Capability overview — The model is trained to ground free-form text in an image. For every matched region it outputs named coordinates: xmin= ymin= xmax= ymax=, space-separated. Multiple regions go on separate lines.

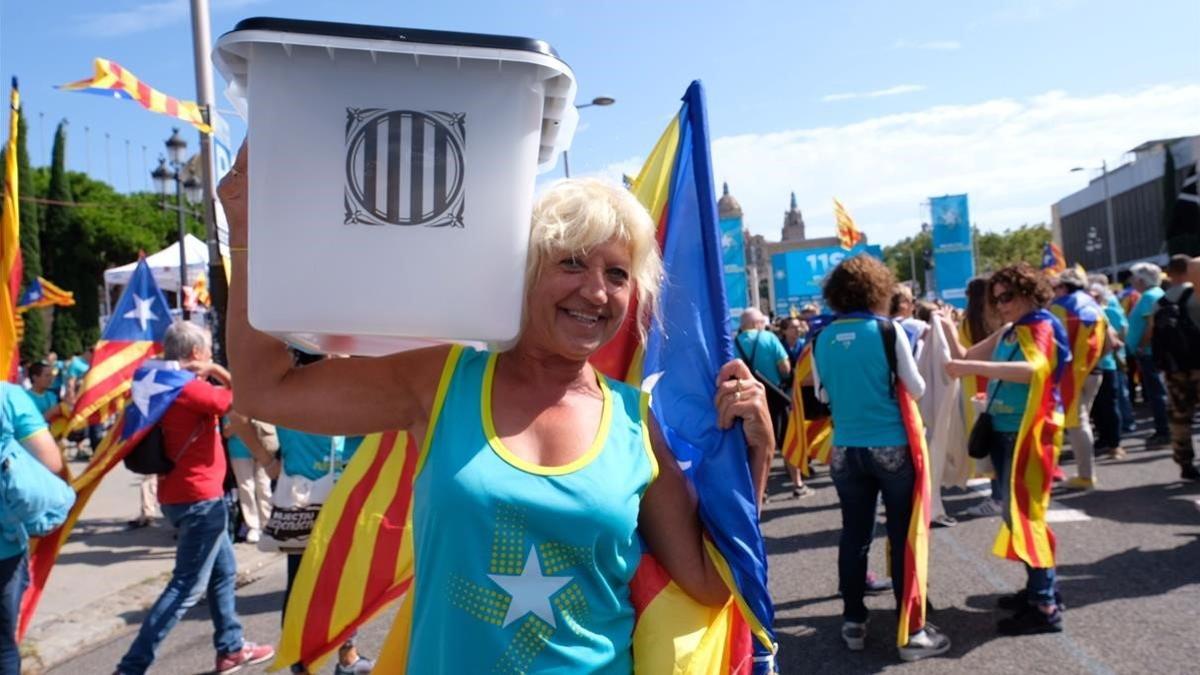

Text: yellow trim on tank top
xmin=639 ymin=391 xmax=659 ymax=484
xmin=414 ymin=344 xmax=465 ymax=478
xmin=481 ymin=352 xmax=612 ymax=476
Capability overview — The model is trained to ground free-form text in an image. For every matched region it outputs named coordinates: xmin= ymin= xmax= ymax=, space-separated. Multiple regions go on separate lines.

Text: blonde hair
xmin=526 ymin=178 xmax=663 ymax=341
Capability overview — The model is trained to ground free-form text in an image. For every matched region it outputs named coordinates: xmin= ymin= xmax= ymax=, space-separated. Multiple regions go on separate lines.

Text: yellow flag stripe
xmin=631 ymin=116 xmax=680 ymax=227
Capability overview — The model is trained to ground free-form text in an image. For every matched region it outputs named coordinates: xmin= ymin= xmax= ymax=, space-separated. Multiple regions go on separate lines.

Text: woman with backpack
xmin=811 ymin=255 xmax=950 ymax=661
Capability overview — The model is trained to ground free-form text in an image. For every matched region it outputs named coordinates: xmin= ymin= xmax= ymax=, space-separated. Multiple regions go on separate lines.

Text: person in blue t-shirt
xmin=810 ymin=255 xmax=948 ymax=661
xmin=24 ymin=362 xmax=60 ymax=420
xmin=735 ymin=308 xmax=792 ymax=450
xmin=0 ymin=382 xmax=67 ymax=673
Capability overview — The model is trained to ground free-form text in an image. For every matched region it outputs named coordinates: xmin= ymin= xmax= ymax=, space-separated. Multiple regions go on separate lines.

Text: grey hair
xmin=163 ymin=321 xmax=211 ymax=361
xmin=1130 ymin=262 xmax=1163 ymax=289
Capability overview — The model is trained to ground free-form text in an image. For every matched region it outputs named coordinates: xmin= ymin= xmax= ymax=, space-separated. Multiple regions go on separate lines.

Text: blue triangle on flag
xmin=105 ymin=258 xmax=173 ymax=342
xmin=18 ymin=278 xmax=45 ymax=307
xmin=121 ymin=362 xmax=196 ymax=439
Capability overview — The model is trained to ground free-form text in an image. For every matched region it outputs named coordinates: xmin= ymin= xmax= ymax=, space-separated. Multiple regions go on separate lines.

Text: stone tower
xmin=781 ymin=192 xmax=806 ymax=242
xmin=718 ymin=182 xmax=743 ymax=219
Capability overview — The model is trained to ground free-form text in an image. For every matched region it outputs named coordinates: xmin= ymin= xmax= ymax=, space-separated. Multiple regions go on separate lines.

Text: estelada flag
xmin=66 ymin=258 xmax=170 ymax=431
xmin=1041 ymin=242 xmax=1067 ymax=274
xmin=57 ymin=58 xmax=211 ymax=133
xmin=17 ymin=276 xmax=75 ymax=311
xmin=277 ymin=82 xmax=776 ymax=674
xmin=19 ymin=362 xmax=196 ymax=637
xmin=834 ymin=198 xmax=864 ymax=251
xmin=991 ymin=309 xmax=1070 ymax=568
xmin=1049 ymin=290 xmax=1105 ymax=428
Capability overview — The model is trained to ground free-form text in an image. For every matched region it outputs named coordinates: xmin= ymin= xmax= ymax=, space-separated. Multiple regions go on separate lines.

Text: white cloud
xmin=894 ymin=39 xmax=962 ymax=51
xmin=821 ymin=84 xmax=926 ymax=103
xmin=597 ymin=84 xmax=1200 ymax=247
xmin=73 ymin=0 xmax=264 ymax=37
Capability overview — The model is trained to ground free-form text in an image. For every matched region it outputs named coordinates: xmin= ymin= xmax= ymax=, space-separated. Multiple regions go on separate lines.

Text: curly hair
xmin=987 ymin=263 xmax=1053 ymax=308
xmin=822 ymin=255 xmax=896 ymax=314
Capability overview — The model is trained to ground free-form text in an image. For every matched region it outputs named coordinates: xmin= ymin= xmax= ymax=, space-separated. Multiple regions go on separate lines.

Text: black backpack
xmin=1151 ymin=287 xmax=1200 ymax=373
xmin=123 ymin=422 xmax=204 ymax=475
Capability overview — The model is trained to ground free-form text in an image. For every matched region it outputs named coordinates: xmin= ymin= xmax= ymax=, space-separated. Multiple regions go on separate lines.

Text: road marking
xmin=1044 ymin=507 xmax=1091 ymax=523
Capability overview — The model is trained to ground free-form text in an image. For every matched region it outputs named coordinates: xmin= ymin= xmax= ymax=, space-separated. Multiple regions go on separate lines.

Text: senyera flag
xmin=2 ymin=77 xmax=23 ymax=381
xmin=19 ymin=361 xmax=196 ymax=638
xmin=1041 ymin=242 xmax=1066 ymax=274
xmin=993 ymin=309 xmax=1070 ymax=568
xmin=276 ymin=81 xmax=777 ymax=673
xmin=57 ymin=58 xmax=211 ymax=134
xmin=65 ymin=258 xmax=171 ymax=433
xmin=781 ymin=343 xmax=832 ymax=476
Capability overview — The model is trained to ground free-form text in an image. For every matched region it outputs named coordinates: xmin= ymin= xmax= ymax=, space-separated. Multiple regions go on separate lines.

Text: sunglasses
xmin=992 ymin=291 xmax=1017 ymax=305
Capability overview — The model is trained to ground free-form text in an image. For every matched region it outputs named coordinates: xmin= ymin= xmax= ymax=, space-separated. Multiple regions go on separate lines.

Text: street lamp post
xmin=563 ymin=96 xmax=615 ymax=178
xmin=1072 ymin=161 xmax=1118 ymax=272
xmin=152 ymin=128 xmax=203 ymax=320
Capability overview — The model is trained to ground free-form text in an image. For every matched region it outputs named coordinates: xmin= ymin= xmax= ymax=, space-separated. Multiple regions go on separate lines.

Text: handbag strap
xmin=169 ymin=419 xmax=209 ymax=466
xmin=983 ymin=341 xmax=1023 ymax=414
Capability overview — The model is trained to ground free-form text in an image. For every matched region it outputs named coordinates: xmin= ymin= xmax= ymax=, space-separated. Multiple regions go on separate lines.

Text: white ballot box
xmin=214 ymin=18 xmax=578 ymax=355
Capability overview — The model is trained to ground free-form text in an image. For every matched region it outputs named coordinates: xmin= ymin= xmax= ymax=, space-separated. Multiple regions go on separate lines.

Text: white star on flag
xmin=123 ymin=294 xmax=159 ymax=332
xmin=130 ymin=369 xmax=174 ymax=418
xmin=488 ymin=545 xmax=572 ymax=629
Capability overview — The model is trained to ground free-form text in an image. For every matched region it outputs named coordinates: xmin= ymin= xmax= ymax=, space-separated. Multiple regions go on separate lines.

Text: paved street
xmin=47 ymin=423 xmax=1199 ymax=675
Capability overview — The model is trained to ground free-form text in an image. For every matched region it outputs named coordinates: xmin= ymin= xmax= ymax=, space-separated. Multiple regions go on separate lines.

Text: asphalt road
xmin=51 ymin=424 xmax=1200 ymax=675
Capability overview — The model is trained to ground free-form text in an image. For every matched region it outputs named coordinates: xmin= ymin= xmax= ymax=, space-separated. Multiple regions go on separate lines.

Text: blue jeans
xmin=1115 ymin=368 xmax=1136 ymax=432
xmin=990 ymin=430 xmax=1058 ymax=606
xmin=1 ymin=551 xmax=29 ymax=673
xmin=1136 ymin=354 xmax=1170 ymax=436
xmin=117 ymin=498 xmax=244 ymax=674
xmin=830 ymin=445 xmax=914 ymax=623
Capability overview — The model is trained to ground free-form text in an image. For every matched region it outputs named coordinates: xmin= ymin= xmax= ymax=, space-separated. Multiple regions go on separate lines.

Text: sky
xmin=1 ymin=0 xmax=1198 ymax=246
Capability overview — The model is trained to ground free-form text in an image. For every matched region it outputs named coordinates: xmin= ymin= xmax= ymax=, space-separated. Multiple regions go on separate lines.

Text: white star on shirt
xmin=123 ymin=294 xmax=159 ymax=332
xmin=131 ymin=369 xmax=174 ymax=417
xmin=488 ymin=546 xmax=572 ymax=629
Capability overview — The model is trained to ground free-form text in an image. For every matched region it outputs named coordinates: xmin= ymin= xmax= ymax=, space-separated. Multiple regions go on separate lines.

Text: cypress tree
xmin=15 ymin=112 xmax=47 ymax=361
xmin=42 ymin=121 xmax=85 ymax=355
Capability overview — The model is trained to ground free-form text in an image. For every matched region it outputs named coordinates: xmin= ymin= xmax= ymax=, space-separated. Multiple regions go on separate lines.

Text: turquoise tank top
xmin=989 ymin=334 xmax=1031 ymax=432
xmin=408 ymin=348 xmax=658 ymax=674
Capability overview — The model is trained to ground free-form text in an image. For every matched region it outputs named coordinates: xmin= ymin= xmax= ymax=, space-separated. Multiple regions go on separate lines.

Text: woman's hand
xmin=217 ymin=141 xmax=248 ymax=247
xmin=714 ymin=360 xmax=774 ymax=451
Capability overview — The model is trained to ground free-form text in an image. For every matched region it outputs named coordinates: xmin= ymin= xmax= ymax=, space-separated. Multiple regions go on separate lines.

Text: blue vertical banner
xmin=719 ymin=214 xmax=748 ymax=332
xmin=930 ymin=194 xmax=975 ymax=308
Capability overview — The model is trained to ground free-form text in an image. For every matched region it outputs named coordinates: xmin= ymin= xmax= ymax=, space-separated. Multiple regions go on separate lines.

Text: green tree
xmin=15 ymin=113 xmax=48 ymax=361
xmin=41 ymin=121 xmax=90 ymax=354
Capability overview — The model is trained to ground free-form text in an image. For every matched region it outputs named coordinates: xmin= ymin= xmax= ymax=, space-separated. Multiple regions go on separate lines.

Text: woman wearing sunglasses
xmin=937 ymin=263 xmax=1070 ymax=636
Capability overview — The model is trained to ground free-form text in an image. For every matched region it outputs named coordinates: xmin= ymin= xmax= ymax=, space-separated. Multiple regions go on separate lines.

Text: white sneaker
xmin=961 ymin=499 xmax=1002 ymax=517
xmin=899 ymin=623 xmax=951 ymax=661
xmin=245 ymin=529 xmax=261 ymax=544
xmin=841 ymin=620 xmax=867 ymax=651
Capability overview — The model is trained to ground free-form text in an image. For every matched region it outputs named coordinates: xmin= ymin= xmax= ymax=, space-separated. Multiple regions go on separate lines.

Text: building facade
xmin=1053 ymin=136 xmax=1199 ymax=273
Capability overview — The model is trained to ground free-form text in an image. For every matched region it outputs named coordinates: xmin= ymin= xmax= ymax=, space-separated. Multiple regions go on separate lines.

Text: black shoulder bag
xmin=735 ymin=331 xmax=792 ymax=411
xmin=967 ymin=342 xmax=1020 ymax=459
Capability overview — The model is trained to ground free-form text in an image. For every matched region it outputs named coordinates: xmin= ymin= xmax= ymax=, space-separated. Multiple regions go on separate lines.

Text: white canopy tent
xmin=102 ymin=234 xmax=210 ymax=319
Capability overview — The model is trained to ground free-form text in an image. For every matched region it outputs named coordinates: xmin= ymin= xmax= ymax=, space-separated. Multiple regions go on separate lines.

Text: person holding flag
xmin=114 ymin=322 xmax=275 ymax=675
xmin=221 ymin=137 xmax=774 ymax=671
xmin=939 ymin=264 xmax=1070 ymax=635
xmin=809 ymin=254 xmax=949 ymax=661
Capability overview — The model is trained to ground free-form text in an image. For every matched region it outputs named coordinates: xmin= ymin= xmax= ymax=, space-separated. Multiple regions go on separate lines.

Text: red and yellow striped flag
xmin=992 ymin=311 xmax=1068 ymax=568
xmin=833 ymin=198 xmax=864 ymax=251
xmin=2 ymin=77 xmax=24 ymax=381
xmin=1049 ymin=293 xmax=1105 ymax=428
xmin=57 ymin=58 xmax=211 ymax=134
xmin=18 ymin=276 xmax=75 ymax=311
xmin=781 ymin=344 xmax=832 ymax=476
xmin=895 ymin=381 xmax=931 ymax=646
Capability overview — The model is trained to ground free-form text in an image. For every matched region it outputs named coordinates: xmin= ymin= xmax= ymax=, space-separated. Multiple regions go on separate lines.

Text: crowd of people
xmin=4 ymin=146 xmax=1200 ymax=673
